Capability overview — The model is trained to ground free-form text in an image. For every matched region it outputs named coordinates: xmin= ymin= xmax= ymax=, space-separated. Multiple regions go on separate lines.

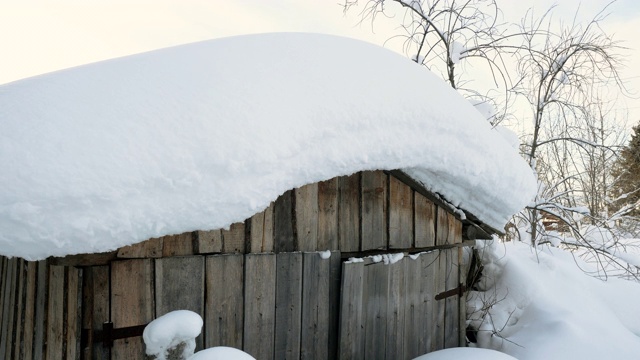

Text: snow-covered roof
xmin=0 ymin=33 xmax=536 ymax=260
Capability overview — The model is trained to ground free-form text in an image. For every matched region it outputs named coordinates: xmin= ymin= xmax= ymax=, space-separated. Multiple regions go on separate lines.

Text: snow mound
xmin=413 ymin=347 xmax=516 ymax=360
xmin=189 ymin=347 xmax=255 ymax=360
xmin=0 ymin=33 xmax=536 ymax=259
xmin=143 ymin=310 xmax=203 ymax=360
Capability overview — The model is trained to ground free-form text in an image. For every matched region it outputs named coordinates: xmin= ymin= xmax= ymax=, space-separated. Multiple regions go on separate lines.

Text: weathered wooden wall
xmin=0 ymin=170 xmax=473 ymax=360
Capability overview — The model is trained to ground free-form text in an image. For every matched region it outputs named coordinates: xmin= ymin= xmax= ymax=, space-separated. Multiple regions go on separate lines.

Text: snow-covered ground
xmin=0 ymin=33 xmax=536 ymax=259
xmin=469 ymin=239 xmax=640 ymax=360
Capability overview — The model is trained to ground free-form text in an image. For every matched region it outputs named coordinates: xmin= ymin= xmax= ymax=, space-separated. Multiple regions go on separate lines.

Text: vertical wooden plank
xmin=66 ymin=267 xmax=82 ymax=360
xmin=420 ymin=251 xmax=439 ymax=354
xmin=432 ymin=251 xmax=446 ymax=351
xmin=33 ymin=260 xmax=48 ymax=360
xmin=338 ymin=173 xmax=360 ymax=252
xmin=385 ymin=258 xmax=406 ymax=360
xmin=453 ymin=217 xmax=463 ymax=244
xmin=444 ymin=249 xmax=460 ymax=348
xmin=82 ymin=266 xmax=110 ymax=360
xmin=22 ymin=261 xmax=37 ymax=360
xmin=205 ymin=254 xmax=244 ymax=349
xmin=45 ymin=265 xmax=65 ymax=360
xmin=243 ymin=254 xmax=276 ymax=360
xmin=415 ymin=193 xmax=436 ymax=248
xmin=363 ymin=260 xmax=389 ymax=359
xmin=111 ymin=259 xmax=154 ymax=360
xmin=447 ymin=213 xmax=458 ymax=245
xmin=1 ymin=258 xmax=17 ymax=359
xmin=162 ymin=232 xmax=195 ymax=257
xmin=274 ymin=253 xmax=303 ymax=360
xmin=301 ymin=252 xmax=330 ymax=360
xmin=196 ymin=230 xmax=223 ymax=254
xmin=296 ymin=183 xmax=319 ymax=252
xmin=338 ymin=260 xmax=364 ymax=360
xmin=247 ymin=203 xmax=275 ymax=253
xmin=403 ymin=257 xmax=423 ymax=359
xmin=117 ymin=237 xmax=163 ymax=258
xmin=361 ymin=171 xmax=388 ymax=251
xmin=328 ymin=251 xmax=342 ymax=360
xmin=222 ymin=222 xmax=246 ymax=253
xmin=274 ymin=190 xmax=296 ymax=252
xmin=12 ymin=259 xmax=26 ymax=360
xmin=318 ymin=178 xmax=339 ymax=250
xmin=459 ymin=246 xmax=468 ymax=347
xmin=436 ymin=207 xmax=450 ymax=246
xmin=156 ymin=256 xmax=205 ymax=350
xmin=0 ymin=257 xmax=6 ymax=329
xmin=389 ymin=176 xmax=414 ymax=249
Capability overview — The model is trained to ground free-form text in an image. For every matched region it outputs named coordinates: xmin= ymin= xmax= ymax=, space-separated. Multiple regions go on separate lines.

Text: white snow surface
xmin=143 ymin=310 xmax=203 ymax=360
xmin=413 ymin=347 xmax=516 ymax=360
xmin=0 ymin=33 xmax=536 ymax=259
xmin=189 ymin=347 xmax=255 ymax=360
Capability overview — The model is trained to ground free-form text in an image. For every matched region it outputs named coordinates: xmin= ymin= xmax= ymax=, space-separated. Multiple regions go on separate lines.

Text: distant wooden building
xmin=0 ymin=169 xmax=497 ymax=360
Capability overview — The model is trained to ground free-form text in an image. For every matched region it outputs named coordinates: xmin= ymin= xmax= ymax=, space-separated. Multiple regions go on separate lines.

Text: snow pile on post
xmin=143 ymin=310 xmax=203 ymax=360
xmin=0 ymin=33 xmax=536 ymax=259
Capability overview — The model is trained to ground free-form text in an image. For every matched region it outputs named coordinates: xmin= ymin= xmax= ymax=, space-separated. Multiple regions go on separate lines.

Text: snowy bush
xmin=143 ymin=310 xmax=203 ymax=360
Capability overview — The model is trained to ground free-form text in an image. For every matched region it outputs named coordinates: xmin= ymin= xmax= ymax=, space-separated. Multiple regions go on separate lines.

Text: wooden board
xmin=318 ymin=178 xmax=339 ymax=250
xmin=361 ymin=171 xmax=388 ymax=251
xmin=111 ymin=259 xmax=154 ymax=360
xmin=45 ymin=266 xmax=65 ymax=360
xmin=205 ymin=254 xmax=244 ymax=349
xmin=389 ymin=176 xmax=414 ymax=249
xmin=402 ymin=257 xmax=423 ymax=359
xmin=274 ymin=252 xmax=303 ymax=359
xmin=385 ymin=258 xmax=405 ymax=359
xmin=0 ymin=258 xmax=16 ymax=359
xmin=12 ymin=259 xmax=26 ymax=360
xmin=274 ymin=190 xmax=296 ymax=252
xmin=33 ymin=260 xmax=48 ymax=360
xmin=0 ymin=257 xmax=5 ymax=329
xmin=249 ymin=204 xmax=274 ymax=253
xmin=419 ymin=251 xmax=439 ymax=354
xmin=222 ymin=222 xmax=246 ymax=253
xmin=436 ymin=207 xmax=449 ymax=246
xmin=162 ymin=232 xmax=195 ymax=257
xmin=444 ymin=249 xmax=460 ymax=348
xmin=22 ymin=261 xmax=37 ymax=360
xmin=243 ymin=254 xmax=276 ymax=360
xmin=459 ymin=246 xmax=470 ymax=347
xmin=82 ymin=266 xmax=110 ymax=360
xmin=415 ymin=193 xmax=436 ymax=248
xmin=363 ymin=260 xmax=389 ymax=359
xmin=328 ymin=251 xmax=342 ymax=359
xmin=196 ymin=230 xmax=223 ymax=254
xmin=338 ymin=260 xmax=364 ymax=359
xmin=338 ymin=174 xmax=360 ymax=252
xmin=117 ymin=237 xmax=163 ymax=258
xmin=66 ymin=267 xmax=82 ymax=360
xmin=301 ymin=252 xmax=330 ymax=359
xmin=156 ymin=256 xmax=205 ymax=350
xmin=296 ymin=183 xmax=319 ymax=251
xmin=432 ymin=251 xmax=446 ymax=351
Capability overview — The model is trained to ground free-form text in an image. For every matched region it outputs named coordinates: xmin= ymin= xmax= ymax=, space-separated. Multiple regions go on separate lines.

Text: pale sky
xmin=1 ymin=1 xmax=639 ymax=126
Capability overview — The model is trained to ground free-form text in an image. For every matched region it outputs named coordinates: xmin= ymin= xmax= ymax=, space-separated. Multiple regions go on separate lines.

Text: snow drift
xmin=0 ymin=33 xmax=536 ymax=259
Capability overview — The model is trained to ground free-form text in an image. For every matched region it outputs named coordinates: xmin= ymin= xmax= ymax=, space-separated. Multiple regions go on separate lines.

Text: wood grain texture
xmin=420 ymin=251 xmax=439 ymax=354
xmin=274 ymin=190 xmax=296 ymax=252
xmin=296 ymin=183 xmax=319 ymax=252
xmin=415 ymin=193 xmax=436 ymax=248
xmin=389 ymin=176 xmax=414 ymax=249
xmin=66 ymin=267 xmax=82 ymax=360
xmin=361 ymin=171 xmax=388 ymax=251
xmin=162 ymin=232 xmax=195 ymax=257
xmin=338 ymin=174 xmax=360 ymax=252
xmin=328 ymin=251 xmax=342 ymax=360
xmin=385 ymin=258 xmax=405 ymax=360
xmin=82 ymin=266 xmax=110 ymax=360
xmin=22 ymin=261 xmax=37 ymax=360
xmin=205 ymin=254 xmax=244 ymax=349
xmin=12 ymin=260 xmax=26 ymax=360
xmin=111 ymin=259 xmax=154 ymax=360
xmin=117 ymin=237 xmax=163 ymax=258
xmin=1 ymin=259 xmax=17 ymax=359
xmin=45 ymin=265 xmax=65 ymax=360
xmin=33 ymin=260 xmax=48 ymax=360
xmin=338 ymin=260 xmax=364 ymax=360
xmin=222 ymin=223 xmax=246 ymax=253
xmin=249 ymin=203 xmax=274 ymax=253
xmin=301 ymin=252 xmax=330 ymax=360
xmin=156 ymin=256 xmax=205 ymax=350
xmin=274 ymin=252 xmax=303 ymax=360
xmin=444 ymin=249 xmax=460 ymax=348
xmin=196 ymin=230 xmax=223 ymax=254
xmin=243 ymin=254 xmax=276 ymax=360
xmin=436 ymin=207 xmax=450 ymax=246
xmin=363 ymin=260 xmax=389 ymax=359
xmin=318 ymin=178 xmax=339 ymax=250
xmin=432 ymin=251 xmax=446 ymax=351
xmin=402 ymin=257 xmax=423 ymax=359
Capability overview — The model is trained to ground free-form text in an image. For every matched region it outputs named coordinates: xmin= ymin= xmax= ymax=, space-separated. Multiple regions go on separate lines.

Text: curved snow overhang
xmin=0 ymin=33 xmax=537 ymax=260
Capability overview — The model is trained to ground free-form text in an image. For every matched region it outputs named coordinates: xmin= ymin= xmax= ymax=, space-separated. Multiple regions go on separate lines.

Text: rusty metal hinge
xmin=435 ymin=283 xmax=467 ymax=301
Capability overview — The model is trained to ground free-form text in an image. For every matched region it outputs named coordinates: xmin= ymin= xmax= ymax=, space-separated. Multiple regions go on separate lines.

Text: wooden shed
xmin=0 ymin=33 xmax=537 ymax=360
xmin=0 ymin=169 xmax=497 ymax=359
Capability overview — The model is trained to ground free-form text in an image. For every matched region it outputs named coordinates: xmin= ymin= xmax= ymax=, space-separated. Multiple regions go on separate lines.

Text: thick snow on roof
xmin=0 ymin=33 xmax=536 ymax=260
